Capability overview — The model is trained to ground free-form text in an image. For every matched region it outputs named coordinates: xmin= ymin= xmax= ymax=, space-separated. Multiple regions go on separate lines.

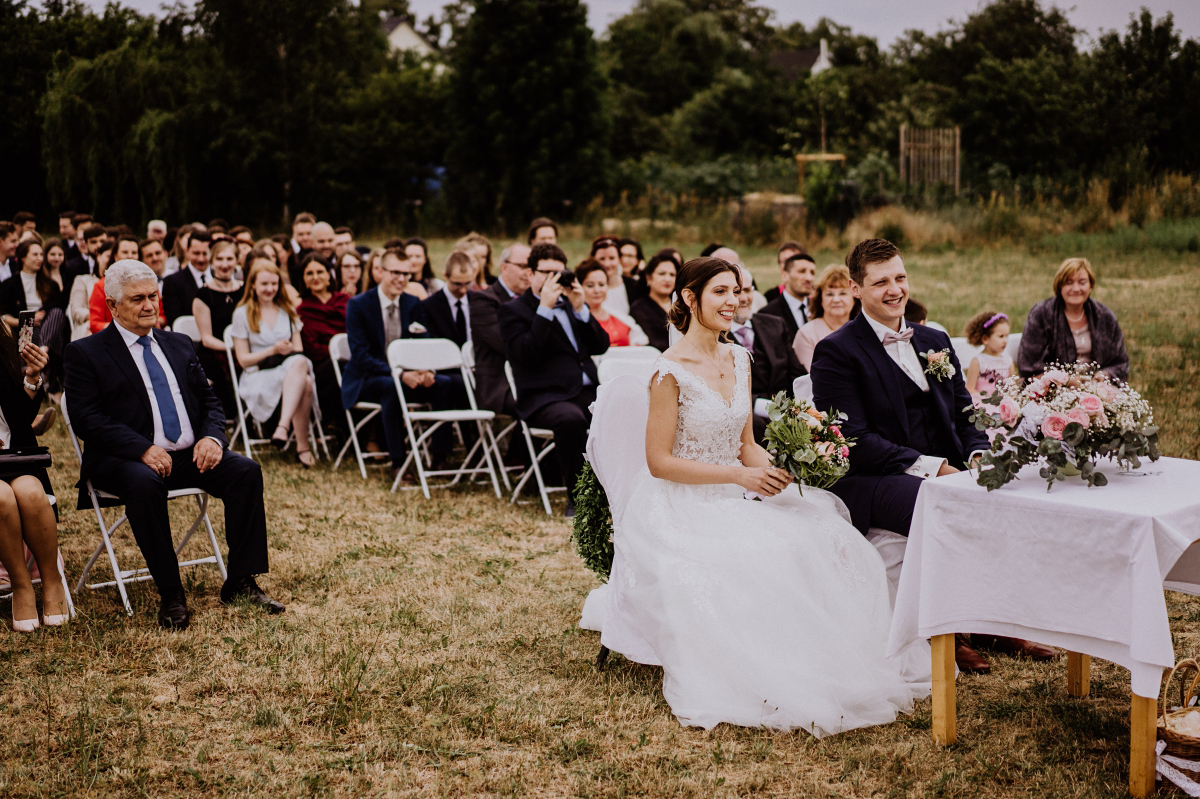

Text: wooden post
xmin=1067 ymin=652 xmax=1091 ymax=698
xmin=1130 ymin=692 xmax=1157 ymax=797
xmin=899 ymin=124 xmax=907 ymax=186
xmin=954 ymin=126 xmax=961 ymax=196
xmin=931 ymin=633 xmax=956 ymax=745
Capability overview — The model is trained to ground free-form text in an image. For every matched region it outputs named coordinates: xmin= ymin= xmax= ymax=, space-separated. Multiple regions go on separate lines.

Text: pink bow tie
xmin=881 ymin=328 xmax=914 ymax=346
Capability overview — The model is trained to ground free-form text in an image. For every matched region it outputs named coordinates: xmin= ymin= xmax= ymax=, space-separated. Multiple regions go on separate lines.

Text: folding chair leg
xmin=198 ymin=495 xmax=228 ymax=581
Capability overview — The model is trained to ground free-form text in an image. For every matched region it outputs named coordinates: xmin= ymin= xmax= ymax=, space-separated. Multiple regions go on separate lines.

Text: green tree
xmin=444 ymin=0 xmax=610 ymax=233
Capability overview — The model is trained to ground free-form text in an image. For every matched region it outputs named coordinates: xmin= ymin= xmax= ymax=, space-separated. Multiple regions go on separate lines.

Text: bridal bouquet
xmin=971 ymin=362 xmax=1160 ymax=491
xmin=763 ymin=391 xmax=853 ymax=494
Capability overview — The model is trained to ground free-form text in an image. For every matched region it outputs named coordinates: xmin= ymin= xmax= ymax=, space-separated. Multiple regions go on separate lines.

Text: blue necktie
xmin=138 ymin=336 xmax=181 ymax=443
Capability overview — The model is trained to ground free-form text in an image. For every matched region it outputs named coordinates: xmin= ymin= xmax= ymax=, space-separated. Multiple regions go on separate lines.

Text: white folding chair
xmin=61 ymin=394 xmax=227 ymax=616
xmin=0 ymin=495 xmax=76 ymax=621
xmin=949 ymin=336 xmax=979 ymax=369
xmin=1006 ymin=332 xmax=1022 ymax=364
xmin=598 ymin=356 xmax=660 ymax=384
xmin=593 ymin=345 xmax=660 ymax=367
xmin=792 ymin=374 xmax=814 ymax=403
xmin=172 ymin=315 xmax=201 ymax=344
xmin=461 ymin=342 xmax=516 ymax=492
xmin=329 ymin=333 xmax=390 ymax=478
xmin=504 ymin=361 xmax=566 ymax=515
xmin=387 ymin=338 xmax=501 ymax=499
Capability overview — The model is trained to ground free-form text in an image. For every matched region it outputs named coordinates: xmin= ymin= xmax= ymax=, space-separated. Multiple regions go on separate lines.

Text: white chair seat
xmin=406 ymin=409 xmax=495 ymax=422
xmin=95 ymin=487 xmax=208 ymax=502
xmin=528 ymin=427 xmax=553 ymax=438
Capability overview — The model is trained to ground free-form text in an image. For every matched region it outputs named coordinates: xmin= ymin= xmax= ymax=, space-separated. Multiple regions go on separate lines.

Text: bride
xmin=615 ymin=256 xmax=929 ymax=736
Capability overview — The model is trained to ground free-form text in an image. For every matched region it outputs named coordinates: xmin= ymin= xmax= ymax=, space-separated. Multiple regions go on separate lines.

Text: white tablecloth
xmin=887 ymin=457 xmax=1200 ymax=698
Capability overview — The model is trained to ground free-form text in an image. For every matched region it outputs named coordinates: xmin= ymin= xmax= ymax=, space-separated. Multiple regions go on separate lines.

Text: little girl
xmin=964 ymin=310 xmax=1017 ymax=403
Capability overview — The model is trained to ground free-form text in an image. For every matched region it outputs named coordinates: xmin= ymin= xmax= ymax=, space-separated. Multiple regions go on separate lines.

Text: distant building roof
xmin=382 ymin=14 xmax=437 ymax=57
xmin=769 ymin=38 xmax=832 ymax=82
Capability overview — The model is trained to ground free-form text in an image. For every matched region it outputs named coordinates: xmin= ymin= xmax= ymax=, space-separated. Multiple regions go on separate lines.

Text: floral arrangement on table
xmin=572 ymin=463 xmax=614 ymax=581
xmin=763 ymin=391 xmax=854 ymax=494
xmin=971 ymin=362 xmax=1160 ymax=491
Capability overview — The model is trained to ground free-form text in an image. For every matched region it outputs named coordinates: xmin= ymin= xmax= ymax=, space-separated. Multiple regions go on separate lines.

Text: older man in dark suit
xmin=469 ymin=243 xmax=531 ymax=416
xmin=497 ymin=243 xmax=608 ymax=516
xmin=64 ymin=260 xmax=282 ymax=630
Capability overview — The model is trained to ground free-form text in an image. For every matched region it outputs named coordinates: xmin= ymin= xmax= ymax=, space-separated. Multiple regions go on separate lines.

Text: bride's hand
xmin=737 ymin=466 xmax=792 ymax=496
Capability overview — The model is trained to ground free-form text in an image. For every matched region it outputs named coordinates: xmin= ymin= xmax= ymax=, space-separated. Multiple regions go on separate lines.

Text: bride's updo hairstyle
xmin=668 ymin=257 xmax=742 ymax=334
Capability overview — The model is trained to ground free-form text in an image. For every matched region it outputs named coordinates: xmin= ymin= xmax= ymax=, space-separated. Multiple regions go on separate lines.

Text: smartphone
xmin=17 ymin=310 xmax=35 ymax=351
xmin=556 ymin=271 xmax=576 ymax=287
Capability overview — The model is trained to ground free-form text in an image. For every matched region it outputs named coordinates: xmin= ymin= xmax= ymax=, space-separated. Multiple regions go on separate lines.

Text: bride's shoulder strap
xmin=651 ymin=356 xmax=689 ymax=389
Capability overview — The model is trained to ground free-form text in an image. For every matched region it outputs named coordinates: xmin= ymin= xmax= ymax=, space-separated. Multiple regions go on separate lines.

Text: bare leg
xmin=10 ymin=476 xmax=66 ymax=617
xmin=293 ymin=374 xmax=315 ymax=466
xmin=277 ymin=358 xmax=309 ymax=437
xmin=0 ymin=481 xmax=37 ymax=623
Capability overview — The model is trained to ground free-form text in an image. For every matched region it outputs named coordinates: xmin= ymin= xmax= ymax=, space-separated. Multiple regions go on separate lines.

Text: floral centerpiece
xmin=971 ymin=362 xmax=1160 ymax=491
xmin=763 ymin=391 xmax=853 ymax=494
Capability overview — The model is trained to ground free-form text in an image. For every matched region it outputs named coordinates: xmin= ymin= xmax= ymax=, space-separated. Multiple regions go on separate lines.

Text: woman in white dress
xmin=230 ymin=259 xmax=316 ymax=467
xmin=620 ymin=256 xmax=928 ymax=736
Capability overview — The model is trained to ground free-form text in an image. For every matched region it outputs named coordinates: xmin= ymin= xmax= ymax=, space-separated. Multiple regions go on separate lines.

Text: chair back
xmin=460 ymin=341 xmax=476 ymax=371
xmin=173 ymin=315 xmax=201 ymax=343
xmin=949 ymin=336 xmax=978 ymax=368
xmin=792 ymin=374 xmax=814 ymax=403
xmin=1006 ymin=332 xmax=1022 ymax=363
xmin=586 ymin=373 xmax=651 ymax=531
xmin=387 ymin=338 xmax=464 ymax=372
xmin=597 ymin=345 xmax=660 ymax=363
xmin=59 ymin=394 xmax=86 ymax=468
xmin=598 ymin=356 xmax=659 ymax=385
xmin=329 ymin=332 xmax=350 ymax=389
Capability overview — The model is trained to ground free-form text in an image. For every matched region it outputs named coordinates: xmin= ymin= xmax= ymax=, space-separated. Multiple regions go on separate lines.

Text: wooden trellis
xmin=899 ymin=125 xmax=960 ymax=193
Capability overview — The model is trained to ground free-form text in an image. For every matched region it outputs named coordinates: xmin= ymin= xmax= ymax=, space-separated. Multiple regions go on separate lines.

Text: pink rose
xmin=1041 ymin=412 xmax=1071 ymax=440
xmin=1067 ymin=408 xmax=1090 ymax=428
xmin=997 ymin=396 xmax=1020 ymax=426
xmin=829 ymin=425 xmax=842 ymax=437
xmin=1045 ymin=369 xmax=1070 ymax=385
xmin=1027 ymin=378 xmax=1048 ymax=398
xmin=1077 ymin=393 xmax=1104 ymax=415
xmin=1092 ymin=381 xmax=1118 ymax=401
xmin=840 ymin=446 xmax=850 ymax=458
xmin=927 ymin=352 xmax=946 ymax=364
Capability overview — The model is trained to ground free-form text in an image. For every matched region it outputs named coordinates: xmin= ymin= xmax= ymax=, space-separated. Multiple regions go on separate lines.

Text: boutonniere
xmin=407 ymin=321 xmax=427 ymax=335
xmin=920 ymin=348 xmax=956 ymax=382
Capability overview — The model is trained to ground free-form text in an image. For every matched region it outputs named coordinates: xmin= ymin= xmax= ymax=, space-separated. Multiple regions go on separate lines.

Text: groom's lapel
xmin=911 ymin=324 xmax=958 ymax=428
xmin=851 ymin=313 xmax=910 ymax=439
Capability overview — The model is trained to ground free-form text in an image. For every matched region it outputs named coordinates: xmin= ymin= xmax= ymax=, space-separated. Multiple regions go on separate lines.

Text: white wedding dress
xmin=613 ymin=349 xmax=929 ymax=736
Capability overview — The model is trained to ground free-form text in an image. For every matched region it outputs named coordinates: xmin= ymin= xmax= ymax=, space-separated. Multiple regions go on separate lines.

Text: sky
xmin=92 ymin=0 xmax=1200 ymax=47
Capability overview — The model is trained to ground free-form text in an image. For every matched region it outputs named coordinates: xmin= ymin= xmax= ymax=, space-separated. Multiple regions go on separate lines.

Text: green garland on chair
xmin=571 ymin=462 xmax=614 ymax=581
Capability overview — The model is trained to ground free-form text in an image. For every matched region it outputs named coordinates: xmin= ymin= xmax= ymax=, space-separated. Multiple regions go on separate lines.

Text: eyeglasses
xmin=503 ymin=260 xmax=532 ymax=271
xmin=383 ymin=268 xmax=414 ymax=279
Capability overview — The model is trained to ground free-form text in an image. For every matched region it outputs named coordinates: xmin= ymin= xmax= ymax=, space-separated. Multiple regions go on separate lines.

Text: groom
xmin=810 ymin=238 xmax=1054 ymax=674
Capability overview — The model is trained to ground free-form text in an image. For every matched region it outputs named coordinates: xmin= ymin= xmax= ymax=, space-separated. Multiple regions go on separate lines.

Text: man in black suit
xmin=755 ymin=252 xmax=816 ymax=354
xmin=416 ymin=251 xmax=475 ymax=437
xmin=762 ymin=240 xmax=806 ymax=303
xmin=498 ymin=243 xmax=609 ymax=516
xmin=810 ymin=238 xmax=1053 ymax=672
xmin=64 ymin=260 xmax=283 ymax=630
xmin=162 ymin=230 xmax=211 ymax=325
xmin=728 ymin=267 xmax=805 ymax=441
xmin=470 ymin=243 xmax=530 ymax=416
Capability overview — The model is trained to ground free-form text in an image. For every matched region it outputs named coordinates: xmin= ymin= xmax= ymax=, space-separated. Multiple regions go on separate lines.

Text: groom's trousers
xmin=830 ymin=473 xmax=924 ymax=537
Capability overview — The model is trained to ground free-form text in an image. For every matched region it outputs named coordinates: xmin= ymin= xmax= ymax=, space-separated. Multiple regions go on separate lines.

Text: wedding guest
xmin=454 ymin=232 xmax=495 ymax=287
xmin=69 ymin=241 xmax=112 ymax=340
xmin=366 ymin=248 xmax=386 ymax=290
xmin=88 ymin=236 xmax=143 ymax=334
xmin=333 ymin=227 xmax=355 ymax=259
xmin=141 ymin=237 xmax=168 ymax=293
xmin=763 ymin=240 xmax=806 ymax=302
xmin=903 ymin=297 xmax=927 ymax=325
xmin=0 ymin=327 xmax=69 ymax=632
xmin=657 ymin=246 xmax=684 ymax=269
xmin=12 ymin=212 xmax=36 ymax=236
xmin=618 ymin=237 xmax=644 ymax=280
xmin=792 ymin=264 xmax=859 ymax=371
xmin=231 ymin=260 xmax=316 ymax=468
xmin=419 ymin=252 xmax=477 ymax=347
xmin=309 ymin=222 xmax=337 ymax=278
xmin=337 ymin=250 xmax=366 ymax=297
xmin=296 ymin=254 xmax=349 ymax=431
xmin=592 ymin=236 xmax=640 ymax=316
xmin=267 ymin=235 xmax=291 ymax=271
xmin=756 ymin=252 xmax=816 ymax=354
xmin=163 ymin=230 xmax=211 ymax=326
xmin=146 ymin=219 xmax=168 ymax=243
xmin=41 ymin=238 xmax=68 ymax=299
xmin=1018 ymin=257 xmax=1128 ymax=381
xmin=341 ymin=251 xmax=449 ymax=476
xmin=230 ymin=226 xmax=254 ymax=264
xmin=1 ymin=239 xmax=62 ymax=333
xmin=192 ymin=239 xmax=244 ymax=420
xmin=963 ymin=310 xmax=1017 ymax=404
xmin=64 ymin=259 xmax=284 ymax=629
xmin=498 ymin=243 xmax=609 ymax=516
xmin=527 ymin=217 xmax=558 ymax=246
xmin=0 ymin=222 xmax=17 ymax=282
xmin=469 ymin=243 xmax=530 ymax=416
xmin=629 ymin=253 xmax=676 ymax=352
xmin=405 ymin=237 xmax=443 ymax=295
xmin=729 ymin=266 xmax=804 ymax=440
xmin=710 ymin=246 xmax=766 ymax=312
xmin=165 ymin=222 xmax=195 ymax=276
xmin=58 ymin=212 xmax=78 ymax=260
xmin=577 ymin=259 xmax=648 ymax=348
xmin=290 ymin=212 xmax=315 ymax=258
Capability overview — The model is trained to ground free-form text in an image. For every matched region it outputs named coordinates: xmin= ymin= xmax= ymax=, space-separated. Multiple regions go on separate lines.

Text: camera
xmin=556 ymin=270 xmax=576 ymax=288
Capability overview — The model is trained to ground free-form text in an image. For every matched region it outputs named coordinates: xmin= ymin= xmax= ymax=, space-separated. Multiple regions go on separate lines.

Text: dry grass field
xmin=1 ymin=243 xmax=1198 ymax=797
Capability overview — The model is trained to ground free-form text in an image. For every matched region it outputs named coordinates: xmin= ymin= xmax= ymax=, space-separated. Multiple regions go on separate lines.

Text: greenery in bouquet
xmin=970 ymin=362 xmax=1160 ymax=491
xmin=572 ymin=462 xmax=614 ymax=581
xmin=763 ymin=391 xmax=853 ymax=494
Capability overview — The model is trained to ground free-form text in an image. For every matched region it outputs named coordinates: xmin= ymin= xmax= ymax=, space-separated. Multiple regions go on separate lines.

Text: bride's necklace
xmin=689 ymin=339 xmax=726 ymax=379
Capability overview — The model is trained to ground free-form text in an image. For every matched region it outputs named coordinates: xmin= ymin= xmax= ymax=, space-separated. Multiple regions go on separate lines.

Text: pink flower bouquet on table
xmin=970 ymin=361 xmax=1160 ymax=491
xmin=762 ymin=391 xmax=854 ymax=494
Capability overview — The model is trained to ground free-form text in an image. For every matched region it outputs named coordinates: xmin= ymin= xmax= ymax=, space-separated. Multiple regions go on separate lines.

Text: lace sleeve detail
xmin=652 ymin=357 xmax=691 ymax=389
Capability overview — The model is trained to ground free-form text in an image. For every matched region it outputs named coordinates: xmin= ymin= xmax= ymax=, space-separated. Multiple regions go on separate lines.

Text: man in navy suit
xmin=342 ymin=250 xmax=450 ymax=475
xmin=810 ymin=238 xmax=1053 ymax=672
xmin=64 ymin=260 xmax=282 ymax=630
xmin=498 ymin=243 xmax=609 ymax=516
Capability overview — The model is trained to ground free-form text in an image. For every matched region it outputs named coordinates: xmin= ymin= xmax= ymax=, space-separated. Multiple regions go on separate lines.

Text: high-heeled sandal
xmin=271 ymin=424 xmax=290 ymax=450
xmin=296 ymin=449 xmax=314 ymax=469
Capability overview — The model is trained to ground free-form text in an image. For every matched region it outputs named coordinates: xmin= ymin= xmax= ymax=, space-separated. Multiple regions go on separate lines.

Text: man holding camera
xmin=497 ymin=243 xmax=609 ymax=516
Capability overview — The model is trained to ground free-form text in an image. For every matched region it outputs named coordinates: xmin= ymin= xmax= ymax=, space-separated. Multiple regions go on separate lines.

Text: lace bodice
xmin=653 ymin=347 xmax=751 ymax=467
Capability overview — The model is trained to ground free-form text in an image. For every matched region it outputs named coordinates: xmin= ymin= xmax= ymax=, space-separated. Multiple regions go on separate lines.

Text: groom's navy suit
xmin=810 ymin=312 xmax=987 ymax=535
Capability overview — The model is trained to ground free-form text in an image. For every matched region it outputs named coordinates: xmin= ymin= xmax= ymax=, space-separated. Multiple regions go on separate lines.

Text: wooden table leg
xmin=931 ymin=633 xmax=956 ymax=745
xmin=1067 ymin=652 xmax=1091 ymax=698
xmin=1130 ymin=692 xmax=1157 ymax=797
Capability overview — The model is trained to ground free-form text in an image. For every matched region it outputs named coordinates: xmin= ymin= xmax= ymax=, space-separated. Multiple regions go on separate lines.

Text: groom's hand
xmin=936 ymin=462 xmax=960 ymax=477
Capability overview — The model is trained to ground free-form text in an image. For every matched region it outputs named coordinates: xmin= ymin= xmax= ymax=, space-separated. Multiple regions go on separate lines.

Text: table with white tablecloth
xmin=887 ymin=457 xmax=1200 ymax=797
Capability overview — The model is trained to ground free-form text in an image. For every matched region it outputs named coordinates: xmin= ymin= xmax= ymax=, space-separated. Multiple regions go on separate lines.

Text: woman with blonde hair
xmin=454 ymin=232 xmax=494 ymax=288
xmin=230 ymin=258 xmax=316 ymax=467
xmin=792 ymin=265 xmax=859 ymax=371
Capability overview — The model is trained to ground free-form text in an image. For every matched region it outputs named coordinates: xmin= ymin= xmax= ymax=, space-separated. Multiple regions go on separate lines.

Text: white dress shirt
xmin=186 ymin=264 xmax=208 ymax=288
xmin=496 ymin=277 xmax=519 ymax=300
xmin=782 ymin=290 xmax=810 ymax=329
xmin=0 ymin=260 xmax=12 ymax=283
xmin=535 ymin=298 xmax=593 ymax=385
xmin=862 ymin=312 xmax=946 ymax=478
xmin=114 ymin=322 xmax=198 ymax=451
xmin=442 ymin=286 xmax=471 ymax=342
